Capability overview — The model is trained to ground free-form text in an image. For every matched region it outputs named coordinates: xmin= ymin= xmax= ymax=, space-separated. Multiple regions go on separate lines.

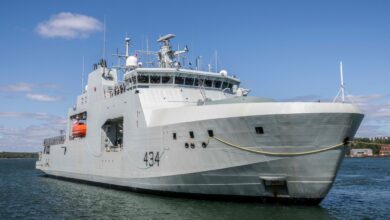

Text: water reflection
xmin=1 ymin=158 xmax=389 ymax=219
xmin=37 ymin=176 xmax=332 ymax=220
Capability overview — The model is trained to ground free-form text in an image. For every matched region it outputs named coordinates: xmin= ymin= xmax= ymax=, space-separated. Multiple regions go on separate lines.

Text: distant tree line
xmin=0 ymin=152 xmax=38 ymax=159
xmin=349 ymin=137 xmax=390 ymax=155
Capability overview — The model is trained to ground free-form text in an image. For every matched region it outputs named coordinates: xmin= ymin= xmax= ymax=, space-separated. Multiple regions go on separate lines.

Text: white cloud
xmin=0 ymin=112 xmax=66 ymax=152
xmin=284 ymin=93 xmax=390 ymax=137
xmin=349 ymin=94 xmax=390 ymax=137
xmin=36 ymin=12 xmax=103 ymax=39
xmin=1 ymin=82 xmax=34 ymax=92
xmin=1 ymin=82 xmax=61 ymax=93
xmin=0 ymin=112 xmax=65 ymax=124
xmin=345 ymin=94 xmax=384 ymax=104
xmin=26 ymin=93 xmax=61 ymax=102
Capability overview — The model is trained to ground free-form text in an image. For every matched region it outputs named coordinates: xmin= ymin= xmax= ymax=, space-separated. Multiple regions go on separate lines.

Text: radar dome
xmin=126 ymin=56 xmax=138 ymax=69
xmin=220 ymin=70 xmax=228 ymax=76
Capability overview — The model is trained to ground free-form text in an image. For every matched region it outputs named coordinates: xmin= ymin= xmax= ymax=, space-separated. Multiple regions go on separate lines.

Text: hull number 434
xmin=144 ymin=151 xmax=160 ymax=167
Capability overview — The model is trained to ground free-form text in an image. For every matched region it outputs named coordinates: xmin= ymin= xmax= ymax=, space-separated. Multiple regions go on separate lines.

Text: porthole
xmin=185 ymin=143 xmax=189 ymax=148
xmin=202 ymin=142 xmax=207 ymax=148
xmin=255 ymin=127 xmax=264 ymax=134
xmin=208 ymin=130 xmax=214 ymax=137
xmin=190 ymin=143 xmax=195 ymax=149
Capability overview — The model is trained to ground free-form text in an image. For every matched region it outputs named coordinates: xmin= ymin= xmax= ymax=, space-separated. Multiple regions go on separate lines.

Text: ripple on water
xmin=0 ymin=158 xmax=389 ymax=220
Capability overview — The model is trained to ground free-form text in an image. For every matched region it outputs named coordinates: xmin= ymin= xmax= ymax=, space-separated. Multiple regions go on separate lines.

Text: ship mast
xmin=340 ymin=61 xmax=345 ymax=102
xmin=333 ymin=61 xmax=346 ymax=103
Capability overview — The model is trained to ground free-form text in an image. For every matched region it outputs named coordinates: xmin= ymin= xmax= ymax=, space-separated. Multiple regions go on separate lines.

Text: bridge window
xmin=214 ymin=80 xmax=222 ymax=89
xmin=194 ymin=78 xmax=200 ymax=86
xmin=175 ymin=76 xmax=185 ymax=85
xmin=185 ymin=77 xmax=194 ymax=86
xmin=162 ymin=76 xmax=173 ymax=84
xmin=204 ymin=79 xmax=212 ymax=87
xmin=138 ymin=74 xmax=149 ymax=84
xmin=150 ymin=75 xmax=161 ymax=84
xmin=222 ymin=82 xmax=229 ymax=89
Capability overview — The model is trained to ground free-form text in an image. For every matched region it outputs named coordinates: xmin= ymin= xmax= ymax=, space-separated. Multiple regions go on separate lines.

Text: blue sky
xmin=1 ymin=0 xmax=389 ymax=152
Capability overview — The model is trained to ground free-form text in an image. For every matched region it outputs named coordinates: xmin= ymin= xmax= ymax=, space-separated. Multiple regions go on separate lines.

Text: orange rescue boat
xmin=72 ymin=122 xmax=87 ymax=137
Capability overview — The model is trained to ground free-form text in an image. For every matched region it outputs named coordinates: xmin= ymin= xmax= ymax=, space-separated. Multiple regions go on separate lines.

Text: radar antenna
xmin=156 ymin=34 xmax=189 ymax=68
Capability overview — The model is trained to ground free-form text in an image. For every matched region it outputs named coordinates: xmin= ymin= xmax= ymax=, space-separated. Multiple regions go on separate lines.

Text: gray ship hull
xmin=43 ymin=148 xmax=343 ymax=203
xmin=38 ymin=110 xmax=363 ymax=204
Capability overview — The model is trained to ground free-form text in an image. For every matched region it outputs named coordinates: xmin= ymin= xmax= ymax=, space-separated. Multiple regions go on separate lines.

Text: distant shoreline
xmin=0 ymin=152 xmax=38 ymax=159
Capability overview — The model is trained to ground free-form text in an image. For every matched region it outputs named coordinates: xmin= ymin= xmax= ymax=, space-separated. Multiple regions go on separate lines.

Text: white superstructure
xmin=36 ymin=34 xmax=364 ymax=204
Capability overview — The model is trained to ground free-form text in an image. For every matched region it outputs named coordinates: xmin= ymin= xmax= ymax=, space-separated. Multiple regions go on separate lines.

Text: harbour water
xmin=1 ymin=158 xmax=389 ymax=219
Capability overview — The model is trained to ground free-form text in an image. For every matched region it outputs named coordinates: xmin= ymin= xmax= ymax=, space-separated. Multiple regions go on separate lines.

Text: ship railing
xmin=43 ymin=135 xmax=65 ymax=147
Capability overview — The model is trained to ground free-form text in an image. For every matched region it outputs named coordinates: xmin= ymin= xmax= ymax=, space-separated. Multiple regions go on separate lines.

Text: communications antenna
xmin=102 ymin=16 xmax=107 ymax=74
xmin=215 ymin=50 xmax=218 ymax=72
xmin=333 ymin=61 xmax=345 ymax=103
xmin=81 ymin=56 xmax=85 ymax=93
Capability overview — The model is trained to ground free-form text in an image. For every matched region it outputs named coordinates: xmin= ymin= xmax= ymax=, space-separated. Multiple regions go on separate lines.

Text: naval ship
xmin=36 ymin=34 xmax=364 ymax=204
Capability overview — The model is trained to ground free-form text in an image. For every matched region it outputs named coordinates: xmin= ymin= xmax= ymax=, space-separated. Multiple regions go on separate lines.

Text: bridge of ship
xmin=122 ymin=68 xmax=240 ymax=92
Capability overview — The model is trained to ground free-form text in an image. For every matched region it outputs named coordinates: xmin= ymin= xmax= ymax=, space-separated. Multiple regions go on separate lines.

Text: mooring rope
xmin=210 ymin=136 xmax=346 ymax=156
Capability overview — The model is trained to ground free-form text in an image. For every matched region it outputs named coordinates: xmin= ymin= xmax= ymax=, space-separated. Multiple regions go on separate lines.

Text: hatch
xmin=101 ymin=117 xmax=124 ymax=152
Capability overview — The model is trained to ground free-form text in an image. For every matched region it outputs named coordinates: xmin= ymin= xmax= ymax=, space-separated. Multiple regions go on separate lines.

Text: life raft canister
xmin=72 ymin=123 xmax=87 ymax=137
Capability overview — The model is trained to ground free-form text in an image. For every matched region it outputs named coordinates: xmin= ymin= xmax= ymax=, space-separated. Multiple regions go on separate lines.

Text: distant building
xmin=379 ymin=146 xmax=390 ymax=156
xmin=369 ymin=136 xmax=390 ymax=141
xmin=350 ymin=149 xmax=373 ymax=157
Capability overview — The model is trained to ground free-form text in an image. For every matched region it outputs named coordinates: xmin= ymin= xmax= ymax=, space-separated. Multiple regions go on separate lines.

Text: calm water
xmin=0 ymin=158 xmax=389 ymax=220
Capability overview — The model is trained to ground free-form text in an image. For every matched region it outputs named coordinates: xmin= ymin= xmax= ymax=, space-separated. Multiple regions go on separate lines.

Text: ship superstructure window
xmin=189 ymin=131 xmax=195 ymax=138
xmin=150 ymin=75 xmax=161 ymax=84
xmin=255 ymin=127 xmax=264 ymax=134
xmin=138 ymin=74 xmax=149 ymax=83
xmin=44 ymin=146 xmax=50 ymax=154
xmin=173 ymin=133 xmax=177 ymax=140
xmin=208 ymin=130 xmax=214 ymax=137
xmin=214 ymin=81 xmax=222 ymax=89
xmin=222 ymin=82 xmax=229 ymax=89
xmin=204 ymin=79 xmax=212 ymax=87
xmin=185 ymin=77 xmax=194 ymax=86
xmin=175 ymin=76 xmax=185 ymax=85
xmin=162 ymin=76 xmax=173 ymax=84
xmin=125 ymin=71 xmax=240 ymax=93
xmin=194 ymin=78 xmax=200 ymax=86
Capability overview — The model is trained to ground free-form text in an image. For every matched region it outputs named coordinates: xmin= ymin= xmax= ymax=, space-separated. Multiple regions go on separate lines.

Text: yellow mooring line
xmin=211 ymin=136 xmax=345 ymax=156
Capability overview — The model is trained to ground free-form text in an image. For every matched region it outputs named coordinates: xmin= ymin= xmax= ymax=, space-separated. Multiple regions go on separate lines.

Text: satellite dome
xmin=126 ymin=56 xmax=138 ymax=69
xmin=219 ymin=70 xmax=228 ymax=76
